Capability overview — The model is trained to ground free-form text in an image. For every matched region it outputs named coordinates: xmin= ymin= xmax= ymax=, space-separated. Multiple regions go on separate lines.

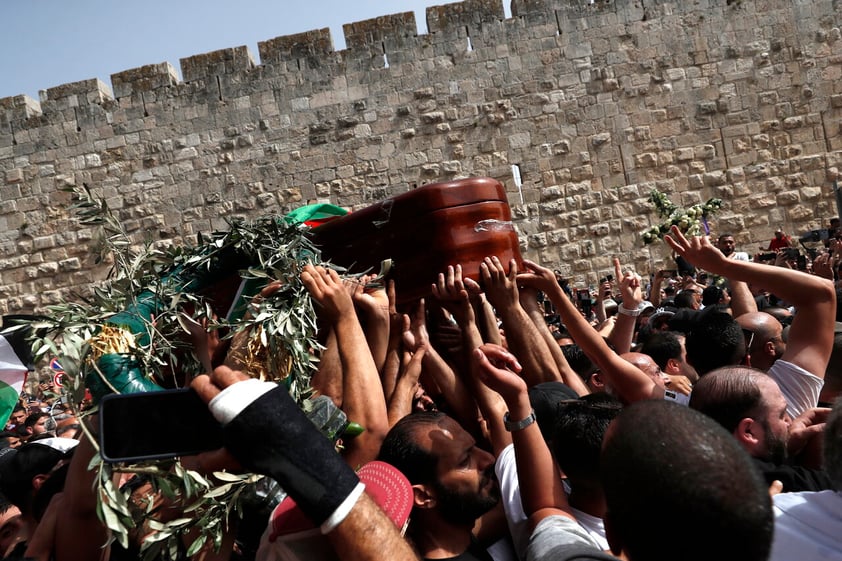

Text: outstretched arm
xmin=192 ymin=367 xmax=419 ymax=561
xmin=471 ymin=344 xmax=572 ymax=529
xmin=352 ymin=275 xmax=391 ymax=375
xmin=481 ymin=256 xmax=561 ymax=387
xmin=666 ymin=226 xmax=836 ymax=379
xmin=432 ymin=265 xmax=509 ymax=452
xmin=519 ymin=284 xmax=589 ymax=397
xmin=302 ymin=265 xmax=388 ymax=467
xmin=518 ymin=260 xmax=662 ymax=404
xmin=606 ymin=258 xmax=643 ymax=355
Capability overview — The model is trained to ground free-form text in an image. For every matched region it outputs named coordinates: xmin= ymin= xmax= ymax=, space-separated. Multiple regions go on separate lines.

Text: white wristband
xmin=208 ymin=379 xmax=277 ymax=426
xmin=320 ymin=482 xmax=366 ymax=534
xmin=618 ymin=304 xmax=642 ymax=317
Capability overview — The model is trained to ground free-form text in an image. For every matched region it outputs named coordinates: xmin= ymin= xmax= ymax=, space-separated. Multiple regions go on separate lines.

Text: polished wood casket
xmin=309 ymin=177 xmax=523 ymax=304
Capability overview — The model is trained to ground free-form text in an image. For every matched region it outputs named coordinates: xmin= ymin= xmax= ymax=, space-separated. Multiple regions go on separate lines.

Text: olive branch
xmin=27 ymin=184 xmax=324 ymax=559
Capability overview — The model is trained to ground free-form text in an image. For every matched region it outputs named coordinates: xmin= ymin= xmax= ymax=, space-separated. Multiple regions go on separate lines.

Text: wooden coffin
xmin=309 ymin=177 xmax=523 ymax=304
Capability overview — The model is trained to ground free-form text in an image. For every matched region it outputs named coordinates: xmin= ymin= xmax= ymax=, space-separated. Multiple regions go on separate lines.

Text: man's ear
xmin=590 ymin=372 xmax=605 ymax=390
xmin=412 ymin=484 xmax=435 ymax=510
xmin=735 ymin=417 xmax=762 ymax=451
xmin=665 ymin=358 xmax=681 ymax=375
xmin=31 ymin=474 xmax=48 ymax=492
xmin=762 ymin=340 xmax=777 ymax=358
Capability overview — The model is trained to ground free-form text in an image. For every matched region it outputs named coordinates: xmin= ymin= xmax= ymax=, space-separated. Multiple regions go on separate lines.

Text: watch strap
xmin=503 ymin=409 xmax=536 ymax=432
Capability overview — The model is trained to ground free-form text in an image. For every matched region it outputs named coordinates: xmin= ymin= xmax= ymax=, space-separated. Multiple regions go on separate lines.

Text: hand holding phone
xmin=99 ymin=388 xmax=224 ymax=463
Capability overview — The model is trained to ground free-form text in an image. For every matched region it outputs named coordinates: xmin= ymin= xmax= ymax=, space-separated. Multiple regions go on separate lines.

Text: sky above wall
xmin=1 ymin=0 xmax=510 ymax=101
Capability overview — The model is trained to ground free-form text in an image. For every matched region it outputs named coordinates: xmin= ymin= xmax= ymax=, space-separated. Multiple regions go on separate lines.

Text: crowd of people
xmin=0 ymin=217 xmax=842 ymax=561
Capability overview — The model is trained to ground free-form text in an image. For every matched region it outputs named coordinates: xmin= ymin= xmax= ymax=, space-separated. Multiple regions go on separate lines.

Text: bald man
xmin=736 ymin=311 xmax=786 ymax=372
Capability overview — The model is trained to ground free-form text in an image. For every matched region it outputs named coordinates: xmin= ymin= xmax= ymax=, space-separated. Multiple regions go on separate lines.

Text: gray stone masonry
xmin=1 ymin=0 xmax=841 ymax=312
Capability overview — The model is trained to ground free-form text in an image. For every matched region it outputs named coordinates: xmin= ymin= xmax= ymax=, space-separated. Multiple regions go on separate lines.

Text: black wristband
xmin=222 ymin=386 xmax=359 ymax=526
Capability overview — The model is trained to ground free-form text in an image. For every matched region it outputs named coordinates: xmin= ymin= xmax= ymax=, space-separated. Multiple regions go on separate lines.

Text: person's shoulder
xmin=533 ymin=546 xmax=618 ymax=561
xmin=773 ymin=489 xmax=838 ymax=512
xmin=754 ymin=457 xmax=834 ymax=492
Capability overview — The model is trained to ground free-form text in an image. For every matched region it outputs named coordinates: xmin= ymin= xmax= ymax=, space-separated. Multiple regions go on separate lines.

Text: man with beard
xmin=378 ymin=411 xmax=501 ymax=561
xmin=689 ymin=366 xmax=834 ymax=492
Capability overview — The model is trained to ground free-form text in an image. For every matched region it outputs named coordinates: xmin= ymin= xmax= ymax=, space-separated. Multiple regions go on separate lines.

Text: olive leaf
xmin=22 ymin=184 xmax=330 ymax=560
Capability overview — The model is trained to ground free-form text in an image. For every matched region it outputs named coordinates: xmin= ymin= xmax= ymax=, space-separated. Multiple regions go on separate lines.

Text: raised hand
xmin=516 ymin=259 xmax=559 ymax=294
xmin=614 ymin=257 xmax=643 ymax=309
xmin=352 ymin=274 xmax=390 ymax=319
xmin=431 ymin=264 xmax=474 ymax=326
xmin=471 ymin=343 xmax=525 ymax=405
xmin=664 ymin=225 xmax=728 ymax=272
xmin=300 ymin=264 xmax=355 ymax=321
xmin=480 ymin=256 xmax=520 ymax=312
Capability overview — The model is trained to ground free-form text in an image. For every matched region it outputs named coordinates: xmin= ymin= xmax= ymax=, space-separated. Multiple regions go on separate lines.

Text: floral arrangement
xmin=640 ymin=189 xmax=723 ymax=245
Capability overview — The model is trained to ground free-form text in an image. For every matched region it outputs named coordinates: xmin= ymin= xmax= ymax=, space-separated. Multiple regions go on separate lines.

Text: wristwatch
xmin=503 ymin=409 xmax=536 ymax=432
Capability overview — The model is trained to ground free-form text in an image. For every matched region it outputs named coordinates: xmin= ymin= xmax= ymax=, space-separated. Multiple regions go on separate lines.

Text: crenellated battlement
xmin=0 ymin=0 xmax=840 ymax=312
xmin=111 ymin=63 xmax=179 ymax=99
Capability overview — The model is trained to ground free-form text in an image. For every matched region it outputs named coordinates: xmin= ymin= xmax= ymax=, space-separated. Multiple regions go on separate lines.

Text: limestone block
xmin=776 ymin=190 xmax=800 ymax=205
xmin=801 ymin=187 xmax=822 ymax=200
xmin=788 ymin=206 xmax=814 ymax=221
xmin=5 ymin=169 xmax=23 ymax=184
xmin=111 ymin=63 xmax=179 ymax=98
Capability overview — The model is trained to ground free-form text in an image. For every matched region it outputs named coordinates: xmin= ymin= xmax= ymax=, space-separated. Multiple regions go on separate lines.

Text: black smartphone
xmin=99 ymin=388 xmax=224 ymax=463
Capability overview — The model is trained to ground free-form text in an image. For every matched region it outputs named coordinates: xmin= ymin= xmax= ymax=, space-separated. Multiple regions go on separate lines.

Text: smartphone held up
xmin=99 ymin=388 xmax=224 ymax=463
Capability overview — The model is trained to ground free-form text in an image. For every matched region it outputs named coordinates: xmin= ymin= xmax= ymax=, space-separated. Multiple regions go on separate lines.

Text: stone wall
xmin=1 ymin=0 xmax=841 ymax=312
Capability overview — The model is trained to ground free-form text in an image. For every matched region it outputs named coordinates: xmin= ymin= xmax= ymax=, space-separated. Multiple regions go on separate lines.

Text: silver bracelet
xmin=618 ymin=304 xmax=642 ymax=317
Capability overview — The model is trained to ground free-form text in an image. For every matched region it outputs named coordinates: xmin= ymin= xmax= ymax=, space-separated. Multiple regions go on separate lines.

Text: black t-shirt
xmin=753 ymin=457 xmax=834 ymax=492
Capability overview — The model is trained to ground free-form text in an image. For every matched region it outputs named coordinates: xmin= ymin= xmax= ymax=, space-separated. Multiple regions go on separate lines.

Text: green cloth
xmin=85 ymin=353 xmax=163 ymax=403
xmin=283 ymin=204 xmax=347 ymax=225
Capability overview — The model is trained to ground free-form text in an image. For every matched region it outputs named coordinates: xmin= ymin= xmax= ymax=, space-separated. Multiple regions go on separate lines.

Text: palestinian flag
xmin=0 ymin=318 xmax=36 ymax=428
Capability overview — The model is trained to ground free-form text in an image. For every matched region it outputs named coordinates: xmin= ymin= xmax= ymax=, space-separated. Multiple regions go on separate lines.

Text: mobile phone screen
xmin=99 ymin=388 xmax=224 ymax=463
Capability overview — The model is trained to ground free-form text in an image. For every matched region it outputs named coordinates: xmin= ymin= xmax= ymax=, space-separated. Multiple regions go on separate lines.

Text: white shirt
xmin=496 ymin=444 xmax=608 ymax=560
xmin=770 ymin=490 xmax=842 ymax=561
xmin=767 ymin=359 xmax=824 ymax=419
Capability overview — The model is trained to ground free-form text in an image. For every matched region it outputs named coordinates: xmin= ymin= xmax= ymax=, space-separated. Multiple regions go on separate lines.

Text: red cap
xmin=268 ymin=461 xmax=412 ymax=542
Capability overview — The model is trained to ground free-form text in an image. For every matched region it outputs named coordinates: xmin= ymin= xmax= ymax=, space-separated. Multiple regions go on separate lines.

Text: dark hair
xmin=23 ymin=411 xmax=48 ymax=430
xmin=0 ymin=441 xmax=74 ymax=513
xmin=685 ymin=310 xmax=745 ymax=375
xmin=601 ymin=400 xmax=772 ymax=561
xmin=0 ymin=492 xmax=16 ymax=517
xmin=551 ymin=394 xmax=622 ymax=484
xmin=667 ymin=308 xmax=699 ymax=336
xmin=378 ymin=411 xmax=445 ymax=485
xmin=529 ymin=382 xmax=580 ymax=442
xmin=673 ymin=291 xmax=696 ymax=309
xmin=688 ymin=367 xmax=766 ymax=433
xmin=702 ymin=285 xmax=724 ymax=307
xmin=639 ymin=331 xmax=683 ymax=371
xmin=560 ymin=344 xmax=598 ymax=383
